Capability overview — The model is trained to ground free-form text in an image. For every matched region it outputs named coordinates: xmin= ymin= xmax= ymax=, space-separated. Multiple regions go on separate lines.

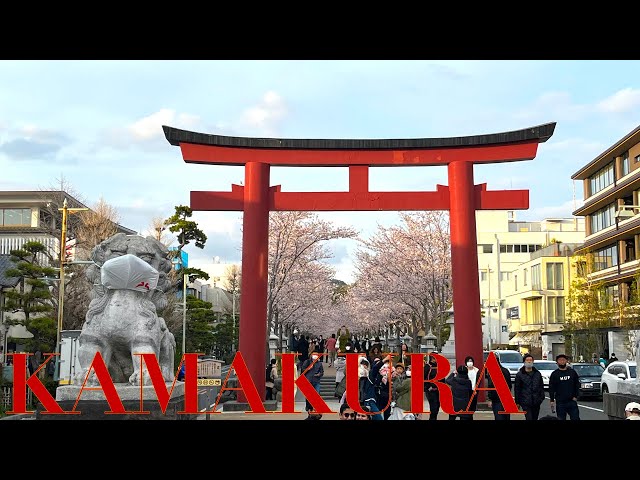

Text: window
xmin=524 ymin=268 xmax=528 ymax=286
xmin=500 ymin=272 xmax=510 ymax=281
xmin=546 ymin=263 xmax=564 ymax=289
xmin=0 ymin=208 xmax=32 ymax=226
xmin=590 ymin=203 xmax=615 ymax=233
xmin=635 ymin=154 xmax=640 ymax=164
xmin=531 ymin=264 xmax=541 ymax=290
xmin=506 ymin=244 xmax=513 ymax=253
xmin=500 ymin=244 xmax=506 ymax=253
xmin=589 ymin=162 xmax=615 ymax=196
xmin=547 ymin=297 xmax=565 ymax=323
xmin=480 ymin=271 xmax=487 ymax=281
xmin=600 ymin=284 xmax=619 ymax=308
xmin=531 ymin=298 xmax=542 ymax=323
xmin=514 ymin=274 xmax=518 ymax=291
xmin=593 ymin=244 xmax=618 ymax=271
xmin=479 ymin=244 xmax=493 ymax=253
xmin=622 ymin=152 xmax=630 ymax=176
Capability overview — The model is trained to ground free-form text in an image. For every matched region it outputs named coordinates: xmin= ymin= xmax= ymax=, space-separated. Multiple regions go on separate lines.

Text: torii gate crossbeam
xmin=164 ymin=123 xmax=556 ymax=403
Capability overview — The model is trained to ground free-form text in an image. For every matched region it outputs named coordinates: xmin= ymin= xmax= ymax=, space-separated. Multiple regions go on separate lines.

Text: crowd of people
xmin=267 ymin=327 xmax=629 ymax=421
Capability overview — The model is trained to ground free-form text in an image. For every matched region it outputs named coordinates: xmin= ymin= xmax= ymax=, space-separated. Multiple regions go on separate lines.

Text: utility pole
xmin=487 ymin=263 xmax=492 ymax=350
xmin=495 ymin=234 xmax=502 ymax=347
xmin=56 ymin=198 xmax=88 ymax=378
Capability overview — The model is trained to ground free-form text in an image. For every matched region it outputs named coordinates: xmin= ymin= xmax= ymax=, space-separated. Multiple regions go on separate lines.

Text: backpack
xmin=335 ymin=376 xmax=347 ymax=398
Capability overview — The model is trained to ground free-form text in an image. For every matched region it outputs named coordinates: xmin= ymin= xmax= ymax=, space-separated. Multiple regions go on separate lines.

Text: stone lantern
xmin=268 ymin=332 xmax=279 ymax=362
xmin=421 ymin=329 xmax=437 ymax=354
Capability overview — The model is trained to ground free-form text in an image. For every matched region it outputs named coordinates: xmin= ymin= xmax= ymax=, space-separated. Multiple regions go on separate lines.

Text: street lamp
xmin=55 ymin=198 xmax=88 ymax=379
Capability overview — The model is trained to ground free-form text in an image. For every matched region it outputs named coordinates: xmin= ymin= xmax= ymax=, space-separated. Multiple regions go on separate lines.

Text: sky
xmin=1 ymin=60 xmax=640 ymax=283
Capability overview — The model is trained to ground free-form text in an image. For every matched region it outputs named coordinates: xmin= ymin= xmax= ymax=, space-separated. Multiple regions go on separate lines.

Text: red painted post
xmin=238 ymin=161 xmax=270 ymax=402
xmin=448 ymin=160 xmax=484 ymax=400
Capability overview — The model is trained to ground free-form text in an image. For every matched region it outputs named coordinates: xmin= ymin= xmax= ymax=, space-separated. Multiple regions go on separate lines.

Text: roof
xmin=163 ymin=123 xmax=556 ymax=150
xmin=571 ymin=124 xmax=640 ymax=180
xmin=0 ymin=254 xmax=20 ymax=288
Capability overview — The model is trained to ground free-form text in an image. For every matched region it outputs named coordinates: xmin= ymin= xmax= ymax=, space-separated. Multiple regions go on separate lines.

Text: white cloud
xmin=239 ymin=91 xmax=288 ymax=136
xmin=596 ymin=88 xmax=640 ymax=114
xmin=100 ymin=109 xmax=204 ymax=151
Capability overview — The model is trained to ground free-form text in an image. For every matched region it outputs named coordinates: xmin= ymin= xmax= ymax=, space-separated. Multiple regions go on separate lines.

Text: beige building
xmin=504 ymin=243 xmax=582 ymax=359
xmin=476 ymin=210 xmax=585 ymax=348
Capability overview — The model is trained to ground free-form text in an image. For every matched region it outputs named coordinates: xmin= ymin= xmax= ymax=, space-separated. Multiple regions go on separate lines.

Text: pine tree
xmin=3 ymin=241 xmax=57 ymax=352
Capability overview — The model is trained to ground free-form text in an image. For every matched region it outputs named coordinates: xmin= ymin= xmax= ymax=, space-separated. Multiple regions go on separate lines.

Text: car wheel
xmin=602 ymin=384 xmax=608 ymax=395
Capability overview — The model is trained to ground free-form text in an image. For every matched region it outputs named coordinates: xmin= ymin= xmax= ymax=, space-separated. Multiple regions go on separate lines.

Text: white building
xmin=476 ymin=210 xmax=585 ymax=348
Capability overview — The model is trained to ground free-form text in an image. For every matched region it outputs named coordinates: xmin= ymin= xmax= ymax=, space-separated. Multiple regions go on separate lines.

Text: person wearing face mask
xmin=514 ymin=353 xmax=545 ymax=420
xmin=357 ymin=355 xmax=388 ymax=420
xmin=464 ymin=355 xmax=481 ymax=419
xmin=389 ymin=364 xmax=419 ymax=420
xmin=445 ymin=365 xmax=474 ymax=420
xmin=548 ymin=354 xmax=580 ymax=420
xmin=300 ymin=348 xmax=324 ymax=416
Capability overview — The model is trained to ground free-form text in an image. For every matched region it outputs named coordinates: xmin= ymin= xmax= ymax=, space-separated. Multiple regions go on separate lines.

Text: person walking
xmin=325 ymin=334 xmax=337 ymax=367
xmin=464 ymin=355 xmax=481 ymax=419
xmin=549 ymin=354 xmax=580 ymax=421
xmin=296 ymin=334 xmax=309 ymax=371
xmin=445 ymin=365 xmax=473 ymax=420
xmin=514 ymin=353 xmax=545 ymax=421
xmin=423 ymin=355 xmax=444 ymax=420
xmin=265 ymin=358 xmax=278 ymax=401
xmin=301 ymin=348 xmax=324 ymax=416
xmin=486 ymin=355 xmax=512 ymax=420
xmin=607 ymin=352 xmax=619 ymax=365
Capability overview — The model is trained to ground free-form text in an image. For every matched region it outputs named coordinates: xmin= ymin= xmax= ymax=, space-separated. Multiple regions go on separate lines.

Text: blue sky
xmin=1 ymin=60 xmax=640 ymax=282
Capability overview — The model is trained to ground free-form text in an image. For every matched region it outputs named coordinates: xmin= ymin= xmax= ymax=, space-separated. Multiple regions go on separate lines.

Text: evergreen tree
xmin=3 ymin=241 xmax=57 ymax=352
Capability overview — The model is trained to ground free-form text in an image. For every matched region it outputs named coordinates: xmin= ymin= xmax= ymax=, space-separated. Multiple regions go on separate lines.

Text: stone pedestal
xmin=222 ymin=400 xmax=278 ymax=412
xmin=36 ymin=382 xmax=197 ymax=420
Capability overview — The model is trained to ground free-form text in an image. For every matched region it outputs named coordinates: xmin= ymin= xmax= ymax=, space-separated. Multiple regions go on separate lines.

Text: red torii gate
xmin=163 ymin=122 xmax=555 ymax=401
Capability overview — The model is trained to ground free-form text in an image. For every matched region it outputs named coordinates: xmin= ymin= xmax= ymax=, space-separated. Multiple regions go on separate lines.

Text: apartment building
xmin=505 ymin=243 xmax=582 ymax=359
xmin=476 ymin=210 xmax=585 ymax=348
xmin=571 ymin=124 xmax=640 ymax=357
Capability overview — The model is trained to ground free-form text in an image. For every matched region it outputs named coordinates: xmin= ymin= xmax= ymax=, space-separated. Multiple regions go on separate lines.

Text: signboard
xmin=197 ymin=378 xmax=221 ymax=386
xmin=506 ymin=306 xmax=519 ymax=319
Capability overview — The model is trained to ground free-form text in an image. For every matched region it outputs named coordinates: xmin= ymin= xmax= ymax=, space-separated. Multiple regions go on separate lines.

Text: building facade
xmin=476 ymin=210 xmax=585 ymax=348
xmin=571 ymin=124 xmax=640 ymax=359
xmin=504 ymin=243 xmax=582 ymax=359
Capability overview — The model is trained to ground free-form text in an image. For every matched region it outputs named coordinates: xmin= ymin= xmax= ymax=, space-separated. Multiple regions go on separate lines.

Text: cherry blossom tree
xmin=351 ymin=211 xmax=452 ymax=350
xmin=266 ymin=211 xmax=357 ymax=349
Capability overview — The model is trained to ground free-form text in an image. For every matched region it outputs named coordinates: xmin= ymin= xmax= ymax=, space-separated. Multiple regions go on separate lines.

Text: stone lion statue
xmin=74 ymin=233 xmax=176 ymax=386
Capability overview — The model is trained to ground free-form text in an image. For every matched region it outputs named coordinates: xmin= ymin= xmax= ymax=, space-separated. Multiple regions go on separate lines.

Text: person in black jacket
xmin=445 ymin=365 xmax=473 ymax=420
xmin=423 ymin=355 xmax=445 ymax=420
xmin=486 ymin=355 xmax=513 ymax=421
xmin=514 ymin=353 xmax=545 ymax=421
xmin=549 ymin=354 xmax=580 ymax=420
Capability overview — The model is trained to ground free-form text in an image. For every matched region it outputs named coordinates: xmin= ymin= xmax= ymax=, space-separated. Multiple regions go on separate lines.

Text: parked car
xmin=600 ymin=361 xmax=637 ymax=394
xmin=571 ymin=363 xmax=604 ymax=399
xmin=484 ymin=350 xmax=523 ymax=383
xmin=533 ymin=360 xmax=557 ymax=389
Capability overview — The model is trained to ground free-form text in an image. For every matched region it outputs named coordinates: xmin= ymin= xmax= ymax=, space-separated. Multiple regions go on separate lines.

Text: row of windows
xmin=589 ymin=162 xmax=614 ymax=196
xmin=0 ymin=208 xmax=32 ymax=226
xmin=588 ymin=151 xmax=640 ymax=199
xmin=590 ymin=203 xmax=616 ymax=234
xmin=479 ymin=271 xmax=511 ymax=282
xmin=513 ymin=262 xmax=564 ymax=291
xmin=479 ymin=244 xmax=544 ymax=254
xmin=593 ymin=244 xmax=618 ymax=272
xmin=521 ymin=297 xmax=565 ymax=324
